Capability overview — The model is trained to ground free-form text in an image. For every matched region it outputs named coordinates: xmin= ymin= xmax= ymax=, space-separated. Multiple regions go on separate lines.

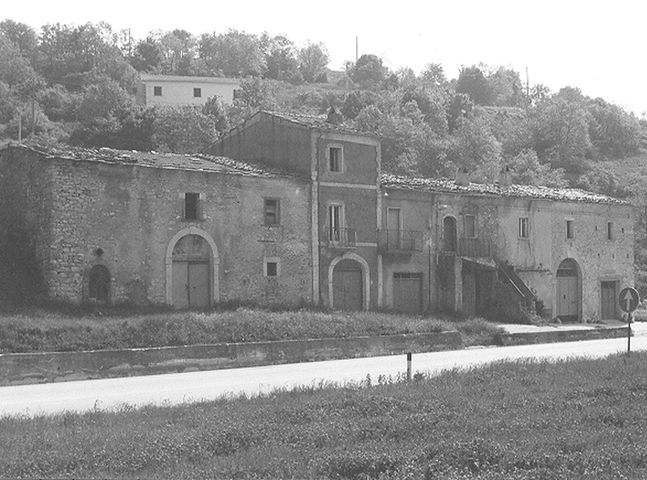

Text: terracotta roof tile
xmin=381 ymin=173 xmax=629 ymax=205
xmin=7 ymin=144 xmax=295 ymax=179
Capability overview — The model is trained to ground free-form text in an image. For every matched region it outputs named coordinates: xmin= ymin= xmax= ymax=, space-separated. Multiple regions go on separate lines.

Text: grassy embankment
xmin=0 ymin=306 xmax=502 ymax=353
xmin=2 ymin=353 xmax=646 ymax=479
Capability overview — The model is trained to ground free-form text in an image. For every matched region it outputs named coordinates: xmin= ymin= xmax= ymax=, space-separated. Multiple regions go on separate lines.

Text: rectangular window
xmin=329 ymin=204 xmax=342 ymax=240
xmin=264 ymin=198 xmax=280 ymax=225
xmin=153 ymin=86 xmax=162 ymax=96
xmin=264 ymin=257 xmax=279 ymax=277
xmin=464 ymin=215 xmax=476 ymax=238
xmin=607 ymin=222 xmax=614 ymax=240
xmin=184 ymin=192 xmax=200 ymax=220
xmin=519 ymin=217 xmax=529 ymax=238
xmin=566 ymin=220 xmax=574 ymax=239
xmin=329 ymin=146 xmax=342 ymax=172
xmin=266 ymin=262 xmax=278 ymax=277
xmin=193 ymin=87 xmax=202 ymax=98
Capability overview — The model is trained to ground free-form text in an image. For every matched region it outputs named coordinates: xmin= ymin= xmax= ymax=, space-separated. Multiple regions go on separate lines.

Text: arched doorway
xmin=166 ymin=228 xmax=219 ymax=308
xmin=556 ymin=258 xmax=580 ymax=322
xmin=328 ymin=253 xmax=370 ymax=311
xmin=88 ymin=265 xmax=110 ymax=302
xmin=443 ymin=216 xmax=457 ymax=252
xmin=332 ymin=259 xmax=363 ymax=310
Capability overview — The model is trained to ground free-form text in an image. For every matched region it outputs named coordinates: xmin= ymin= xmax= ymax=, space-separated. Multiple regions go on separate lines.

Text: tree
xmin=159 ymin=29 xmax=197 ymax=75
xmin=587 ymin=97 xmax=641 ymax=159
xmin=399 ymin=84 xmax=449 ymax=136
xmin=202 ymin=96 xmax=230 ymax=133
xmin=152 ymin=106 xmax=218 ymax=153
xmin=456 ymin=65 xmax=493 ymax=106
xmin=450 ymin=114 xmax=503 ymax=182
xmin=130 ymin=36 xmax=164 ymax=72
xmin=487 ymin=67 xmax=524 ymax=107
xmin=0 ymin=19 xmax=37 ymax=57
xmin=508 ymin=149 xmax=566 ymax=187
xmin=199 ymin=30 xmax=265 ymax=77
xmin=297 ymin=42 xmax=329 ymax=83
xmin=446 ymin=93 xmax=473 ymax=133
xmin=261 ymin=34 xmax=300 ymax=82
xmin=348 ymin=54 xmax=387 ymax=88
xmin=421 ymin=63 xmax=446 ymax=86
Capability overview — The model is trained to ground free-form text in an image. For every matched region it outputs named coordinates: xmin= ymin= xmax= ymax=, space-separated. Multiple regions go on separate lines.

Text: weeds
xmin=1 ymin=354 xmax=646 ymax=478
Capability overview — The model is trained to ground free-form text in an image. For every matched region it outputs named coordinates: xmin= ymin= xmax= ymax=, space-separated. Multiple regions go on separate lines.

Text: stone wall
xmin=3 ymin=147 xmax=313 ymax=307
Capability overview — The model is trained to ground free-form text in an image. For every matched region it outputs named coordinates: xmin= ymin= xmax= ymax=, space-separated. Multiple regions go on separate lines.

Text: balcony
xmin=322 ymin=227 xmax=357 ymax=248
xmin=378 ymin=229 xmax=423 ymax=254
xmin=443 ymin=237 xmax=496 ymax=258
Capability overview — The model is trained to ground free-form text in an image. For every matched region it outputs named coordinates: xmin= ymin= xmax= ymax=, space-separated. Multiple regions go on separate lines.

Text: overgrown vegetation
xmin=1 ymin=354 xmax=646 ymax=478
xmin=0 ymin=306 xmax=502 ymax=353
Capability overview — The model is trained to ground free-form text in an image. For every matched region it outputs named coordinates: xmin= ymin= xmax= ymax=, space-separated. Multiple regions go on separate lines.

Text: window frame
xmin=518 ymin=217 xmax=529 ymax=239
xmin=183 ymin=192 xmax=201 ymax=221
xmin=264 ymin=257 xmax=280 ymax=278
xmin=263 ymin=198 xmax=280 ymax=226
xmin=328 ymin=202 xmax=344 ymax=241
xmin=463 ymin=214 xmax=477 ymax=239
xmin=153 ymin=86 xmax=162 ymax=96
xmin=193 ymin=87 xmax=202 ymax=98
xmin=607 ymin=221 xmax=614 ymax=241
xmin=327 ymin=144 xmax=343 ymax=173
xmin=566 ymin=219 xmax=574 ymax=239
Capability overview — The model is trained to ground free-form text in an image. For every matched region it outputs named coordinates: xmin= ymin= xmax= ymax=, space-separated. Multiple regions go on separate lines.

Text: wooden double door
xmin=333 ymin=260 xmax=363 ymax=311
xmin=172 ymin=261 xmax=210 ymax=308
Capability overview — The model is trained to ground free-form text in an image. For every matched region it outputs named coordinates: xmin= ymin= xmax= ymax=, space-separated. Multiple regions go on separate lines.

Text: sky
xmin=3 ymin=0 xmax=647 ymax=116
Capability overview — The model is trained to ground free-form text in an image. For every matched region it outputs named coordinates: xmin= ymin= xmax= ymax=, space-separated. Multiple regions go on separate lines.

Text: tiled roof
xmin=5 ymin=144 xmax=293 ymax=179
xmin=139 ymin=74 xmax=240 ymax=84
xmin=381 ymin=173 xmax=629 ymax=205
xmin=260 ymin=110 xmax=377 ymax=137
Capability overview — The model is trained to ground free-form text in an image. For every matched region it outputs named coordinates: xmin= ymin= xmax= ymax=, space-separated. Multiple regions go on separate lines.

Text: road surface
xmin=1 ymin=333 xmax=645 ymax=418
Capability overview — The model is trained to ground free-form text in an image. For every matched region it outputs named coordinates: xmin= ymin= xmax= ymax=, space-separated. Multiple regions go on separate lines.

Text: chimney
xmin=455 ymin=167 xmax=470 ymax=186
xmin=499 ymin=166 xmax=512 ymax=186
xmin=326 ymin=106 xmax=344 ymax=125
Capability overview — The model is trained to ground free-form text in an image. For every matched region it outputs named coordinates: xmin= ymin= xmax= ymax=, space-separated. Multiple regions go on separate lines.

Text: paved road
xmin=1 ymin=333 xmax=645 ymax=418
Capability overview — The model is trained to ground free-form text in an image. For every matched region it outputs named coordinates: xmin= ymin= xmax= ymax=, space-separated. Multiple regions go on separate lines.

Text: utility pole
xmin=355 ymin=36 xmax=358 ymax=62
xmin=525 ymin=67 xmax=530 ymax=98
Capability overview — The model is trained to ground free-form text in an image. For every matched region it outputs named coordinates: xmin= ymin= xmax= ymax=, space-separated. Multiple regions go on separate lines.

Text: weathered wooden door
xmin=387 ymin=208 xmax=401 ymax=249
xmin=333 ymin=260 xmax=362 ymax=310
xmin=393 ymin=273 xmax=422 ymax=314
xmin=600 ymin=281 xmax=618 ymax=320
xmin=172 ymin=261 xmax=210 ymax=308
xmin=556 ymin=259 xmax=579 ymax=321
xmin=462 ymin=271 xmax=476 ymax=317
xmin=443 ymin=216 xmax=457 ymax=252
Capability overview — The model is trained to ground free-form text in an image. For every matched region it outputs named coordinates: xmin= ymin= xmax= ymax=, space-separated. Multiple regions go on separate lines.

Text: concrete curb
xmin=0 ymin=331 xmax=462 ymax=386
xmin=498 ymin=325 xmax=629 ymax=346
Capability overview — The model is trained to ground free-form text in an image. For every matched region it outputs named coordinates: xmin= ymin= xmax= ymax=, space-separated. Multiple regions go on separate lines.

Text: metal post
xmin=406 ymin=352 xmax=412 ymax=381
xmin=628 ymin=312 xmax=632 ymax=357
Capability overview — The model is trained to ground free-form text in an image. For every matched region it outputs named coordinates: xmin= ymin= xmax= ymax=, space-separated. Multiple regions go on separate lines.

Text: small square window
xmin=184 ymin=192 xmax=200 ymax=220
xmin=266 ymin=262 xmax=278 ymax=277
xmin=153 ymin=86 xmax=162 ymax=96
xmin=519 ymin=217 xmax=529 ymax=238
xmin=193 ymin=87 xmax=202 ymax=98
xmin=607 ymin=222 xmax=614 ymax=240
xmin=464 ymin=215 xmax=476 ymax=238
xmin=329 ymin=146 xmax=342 ymax=172
xmin=264 ymin=198 xmax=280 ymax=225
xmin=566 ymin=220 xmax=574 ymax=239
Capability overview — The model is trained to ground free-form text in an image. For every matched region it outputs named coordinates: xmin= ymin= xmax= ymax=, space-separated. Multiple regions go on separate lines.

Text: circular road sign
xmin=619 ymin=287 xmax=640 ymax=313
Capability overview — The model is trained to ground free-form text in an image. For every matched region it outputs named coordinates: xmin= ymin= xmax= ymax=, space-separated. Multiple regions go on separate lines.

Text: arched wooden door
xmin=556 ymin=259 xmax=580 ymax=321
xmin=171 ymin=234 xmax=211 ymax=308
xmin=443 ymin=216 xmax=457 ymax=252
xmin=88 ymin=265 xmax=110 ymax=302
xmin=332 ymin=259 xmax=363 ymax=311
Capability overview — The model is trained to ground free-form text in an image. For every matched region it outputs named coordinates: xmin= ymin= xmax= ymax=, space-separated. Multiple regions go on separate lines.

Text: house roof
xmin=2 ymin=143 xmax=296 ymax=179
xmin=259 ymin=110 xmax=377 ymax=137
xmin=381 ymin=173 xmax=630 ymax=205
xmin=139 ymin=74 xmax=240 ymax=85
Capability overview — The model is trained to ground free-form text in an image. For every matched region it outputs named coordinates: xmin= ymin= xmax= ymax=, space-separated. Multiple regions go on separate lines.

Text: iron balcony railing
xmin=322 ymin=227 xmax=357 ymax=247
xmin=377 ymin=229 xmax=423 ymax=253
xmin=443 ymin=237 xmax=495 ymax=258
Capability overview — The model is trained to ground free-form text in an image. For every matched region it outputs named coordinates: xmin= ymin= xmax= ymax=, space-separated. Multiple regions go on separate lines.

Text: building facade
xmin=0 ymin=110 xmax=636 ymax=322
xmin=136 ymin=74 xmax=241 ymax=107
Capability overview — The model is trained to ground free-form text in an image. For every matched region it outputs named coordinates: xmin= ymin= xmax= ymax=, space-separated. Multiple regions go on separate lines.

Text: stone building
xmin=0 ymin=144 xmax=312 ymax=307
xmin=0 ymin=109 xmax=636 ymax=322
xmin=136 ymin=74 xmax=241 ymax=107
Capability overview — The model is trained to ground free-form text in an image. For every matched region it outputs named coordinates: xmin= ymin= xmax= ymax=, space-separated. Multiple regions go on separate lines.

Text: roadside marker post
xmin=406 ymin=352 xmax=412 ymax=381
xmin=619 ymin=287 xmax=640 ymax=357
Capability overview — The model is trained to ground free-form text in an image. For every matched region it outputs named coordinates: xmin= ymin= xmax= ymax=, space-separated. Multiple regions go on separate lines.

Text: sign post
xmin=619 ymin=287 xmax=640 ymax=357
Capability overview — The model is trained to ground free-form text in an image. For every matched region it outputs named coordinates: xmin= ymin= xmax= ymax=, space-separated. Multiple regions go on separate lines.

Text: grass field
xmin=0 ymin=306 xmax=503 ymax=353
xmin=1 ymin=353 xmax=646 ymax=479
